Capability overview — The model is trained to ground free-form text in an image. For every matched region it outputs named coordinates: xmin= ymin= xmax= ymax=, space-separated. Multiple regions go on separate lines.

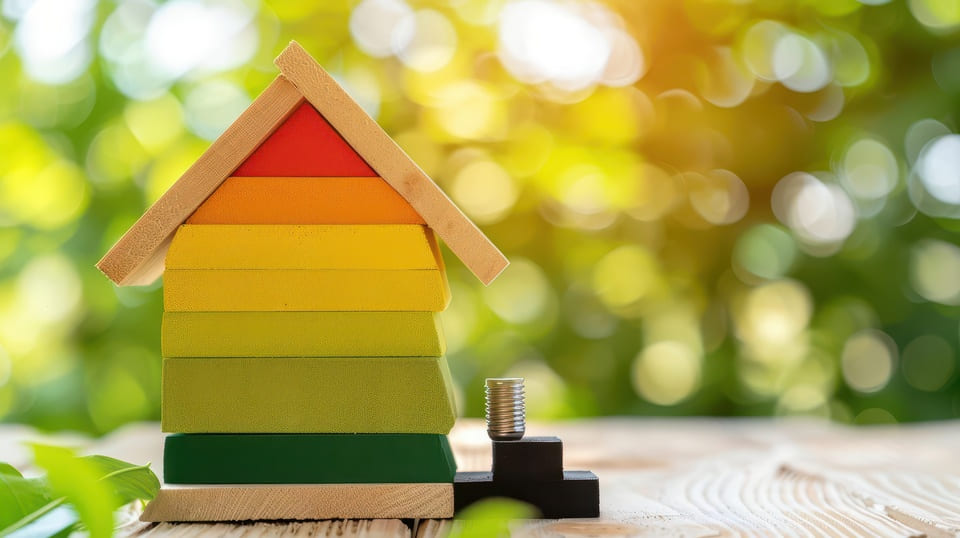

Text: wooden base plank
xmin=162 ymin=268 xmax=450 ymax=312
xmin=161 ymin=356 xmax=457 ymax=433
xmin=161 ymin=311 xmax=444 ymax=358
xmin=126 ymin=520 xmax=412 ymax=537
xmin=454 ymin=471 xmax=599 ymax=519
xmin=186 ymin=177 xmax=426 ymax=225
xmin=164 ymin=433 xmax=456 ymax=484
xmin=140 ymin=483 xmax=453 ymax=522
xmin=166 ymin=224 xmax=441 ymax=270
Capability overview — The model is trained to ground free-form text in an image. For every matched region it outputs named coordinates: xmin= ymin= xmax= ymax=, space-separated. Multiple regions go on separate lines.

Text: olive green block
xmin=162 ymin=311 xmax=445 ymax=357
xmin=164 ymin=433 xmax=456 ymax=484
xmin=161 ymin=356 xmax=456 ymax=433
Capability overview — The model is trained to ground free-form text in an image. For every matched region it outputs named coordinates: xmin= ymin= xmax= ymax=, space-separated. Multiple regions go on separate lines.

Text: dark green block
xmin=164 ymin=433 xmax=457 ymax=484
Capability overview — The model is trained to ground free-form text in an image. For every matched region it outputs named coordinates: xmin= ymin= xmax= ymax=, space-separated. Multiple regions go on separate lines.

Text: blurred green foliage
xmin=0 ymin=0 xmax=958 ymax=435
xmin=450 ymin=498 xmax=538 ymax=537
xmin=0 ymin=449 xmax=159 ymax=536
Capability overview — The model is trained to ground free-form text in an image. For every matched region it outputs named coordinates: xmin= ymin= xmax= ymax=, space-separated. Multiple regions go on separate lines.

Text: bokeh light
xmin=909 ymin=0 xmax=960 ymax=31
xmin=632 ymin=341 xmax=701 ymax=406
xmin=497 ymin=0 xmax=642 ymax=91
xmin=841 ymin=329 xmax=896 ymax=393
xmin=10 ymin=0 xmax=95 ymax=84
xmin=451 ymin=158 xmax=518 ymax=224
xmin=773 ymin=32 xmax=831 ymax=93
xmin=733 ymin=224 xmax=797 ymax=281
xmin=684 ymin=169 xmax=749 ymax=225
xmin=840 ymin=138 xmax=898 ymax=201
xmin=350 ymin=0 xmax=413 ymax=58
xmin=395 ymin=9 xmax=457 ymax=72
xmin=916 ymin=134 xmax=960 ymax=206
xmin=910 ymin=240 xmax=960 ymax=305
xmin=482 ymin=258 xmax=554 ymax=325
xmin=184 ymin=80 xmax=251 ymax=141
xmin=772 ymin=172 xmax=857 ymax=252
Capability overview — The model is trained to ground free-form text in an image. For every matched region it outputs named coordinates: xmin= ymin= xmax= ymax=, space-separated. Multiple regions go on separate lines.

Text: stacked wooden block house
xmin=97 ymin=42 xmax=508 ymax=521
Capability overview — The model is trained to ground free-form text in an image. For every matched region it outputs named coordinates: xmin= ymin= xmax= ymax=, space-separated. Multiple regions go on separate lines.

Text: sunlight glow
xmin=12 ymin=0 xmax=95 ymax=83
xmin=498 ymin=0 xmax=642 ymax=91
xmin=144 ymin=0 xmax=258 ymax=79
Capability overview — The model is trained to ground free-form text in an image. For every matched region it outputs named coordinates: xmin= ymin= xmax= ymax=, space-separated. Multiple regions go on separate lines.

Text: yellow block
xmin=162 ymin=356 xmax=457 ymax=433
xmin=163 ymin=269 xmax=450 ymax=311
xmin=165 ymin=224 xmax=443 ymax=270
xmin=162 ymin=311 xmax=445 ymax=357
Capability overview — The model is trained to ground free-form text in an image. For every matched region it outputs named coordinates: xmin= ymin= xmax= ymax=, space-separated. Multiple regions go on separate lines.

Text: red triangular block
xmin=233 ymin=101 xmax=377 ymax=177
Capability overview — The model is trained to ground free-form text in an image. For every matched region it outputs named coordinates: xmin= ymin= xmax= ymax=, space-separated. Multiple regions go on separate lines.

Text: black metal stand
xmin=453 ymin=436 xmax=600 ymax=518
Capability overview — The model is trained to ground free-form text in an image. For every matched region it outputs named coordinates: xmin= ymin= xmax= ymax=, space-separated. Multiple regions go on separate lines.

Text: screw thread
xmin=485 ymin=378 xmax=525 ymax=441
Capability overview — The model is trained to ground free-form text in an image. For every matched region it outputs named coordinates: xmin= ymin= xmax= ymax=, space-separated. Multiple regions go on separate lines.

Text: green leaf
xmin=0 ymin=499 xmax=69 ymax=538
xmin=449 ymin=498 xmax=538 ymax=538
xmin=0 ymin=453 xmax=160 ymax=538
xmin=0 ymin=464 xmax=23 ymax=477
xmin=30 ymin=445 xmax=117 ymax=538
xmin=0 ymin=462 xmax=53 ymax=530
xmin=82 ymin=455 xmax=160 ymax=505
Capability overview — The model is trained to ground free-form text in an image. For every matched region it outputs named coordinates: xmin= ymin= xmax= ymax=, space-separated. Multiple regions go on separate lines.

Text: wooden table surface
xmin=3 ymin=418 xmax=960 ymax=537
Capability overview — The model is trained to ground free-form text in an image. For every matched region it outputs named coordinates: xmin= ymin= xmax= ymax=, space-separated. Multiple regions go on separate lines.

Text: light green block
xmin=161 ymin=356 xmax=456 ymax=434
xmin=162 ymin=311 xmax=445 ymax=357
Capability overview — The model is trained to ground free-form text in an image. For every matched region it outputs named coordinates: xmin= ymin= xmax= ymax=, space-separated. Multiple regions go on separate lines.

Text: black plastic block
xmin=492 ymin=437 xmax=563 ymax=481
xmin=454 ymin=470 xmax=600 ymax=518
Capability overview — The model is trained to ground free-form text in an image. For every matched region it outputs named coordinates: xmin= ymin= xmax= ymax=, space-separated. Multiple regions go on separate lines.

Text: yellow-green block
xmin=163 ymin=269 xmax=450 ymax=311
xmin=162 ymin=312 xmax=445 ymax=357
xmin=161 ymin=356 xmax=457 ymax=433
xmin=166 ymin=225 xmax=443 ymax=270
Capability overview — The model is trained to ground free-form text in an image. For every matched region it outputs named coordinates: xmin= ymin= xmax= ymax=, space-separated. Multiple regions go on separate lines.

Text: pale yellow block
xmin=165 ymin=224 xmax=441 ymax=270
xmin=163 ymin=269 xmax=450 ymax=311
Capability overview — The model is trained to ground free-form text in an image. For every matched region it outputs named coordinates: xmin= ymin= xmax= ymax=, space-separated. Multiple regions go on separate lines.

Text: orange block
xmin=186 ymin=177 xmax=426 ymax=225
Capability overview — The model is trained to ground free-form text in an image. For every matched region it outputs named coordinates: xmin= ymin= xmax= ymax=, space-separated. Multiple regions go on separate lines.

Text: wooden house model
xmin=97 ymin=41 xmax=508 ymax=521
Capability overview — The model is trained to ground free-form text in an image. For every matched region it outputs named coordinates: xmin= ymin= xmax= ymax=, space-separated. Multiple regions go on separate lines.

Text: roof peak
xmin=97 ymin=41 xmax=508 ymax=286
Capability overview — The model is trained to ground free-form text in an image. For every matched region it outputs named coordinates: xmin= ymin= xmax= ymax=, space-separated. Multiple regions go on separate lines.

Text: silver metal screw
xmin=485 ymin=378 xmax=525 ymax=441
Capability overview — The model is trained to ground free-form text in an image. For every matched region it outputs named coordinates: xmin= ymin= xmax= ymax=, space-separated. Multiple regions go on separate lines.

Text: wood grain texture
xmin=140 ymin=483 xmax=453 ymax=521
xmin=161 ymin=311 xmax=444 ymax=358
xmin=161 ymin=356 xmax=457 ymax=433
xmin=162 ymin=268 xmax=450 ymax=312
xmin=274 ymin=42 xmax=508 ymax=285
xmin=185 ymin=177 xmax=426 ymax=225
xmin=232 ymin=101 xmax=376 ymax=177
xmin=128 ymin=520 xmax=410 ymax=538
xmin=97 ymin=77 xmax=304 ymax=286
xmin=165 ymin=225 xmax=442 ymax=270
xmin=18 ymin=419 xmax=960 ymax=537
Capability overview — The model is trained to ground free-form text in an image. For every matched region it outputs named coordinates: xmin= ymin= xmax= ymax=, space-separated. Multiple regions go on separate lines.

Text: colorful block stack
xmin=159 ymin=102 xmax=458 ymax=502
